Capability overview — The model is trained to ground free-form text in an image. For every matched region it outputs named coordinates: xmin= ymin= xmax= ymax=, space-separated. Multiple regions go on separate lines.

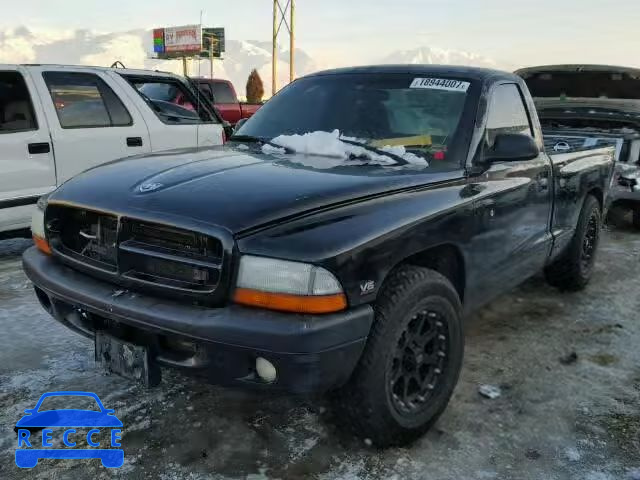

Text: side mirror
xmin=234 ymin=118 xmax=248 ymax=133
xmin=484 ymin=133 xmax=539 ymax=163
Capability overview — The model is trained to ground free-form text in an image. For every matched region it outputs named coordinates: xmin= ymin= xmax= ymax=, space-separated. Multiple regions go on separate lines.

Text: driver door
xmin=466 ymin=83 xmax=553 ymax=308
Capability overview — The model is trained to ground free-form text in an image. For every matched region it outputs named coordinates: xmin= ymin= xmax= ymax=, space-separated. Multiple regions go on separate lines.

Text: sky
xmin=1 ymin=0 xmax=640 ymax=68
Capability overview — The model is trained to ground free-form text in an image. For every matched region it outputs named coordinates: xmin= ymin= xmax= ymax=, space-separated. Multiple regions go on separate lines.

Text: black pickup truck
xmin=24 ymin=65 xmax=615 ymax=446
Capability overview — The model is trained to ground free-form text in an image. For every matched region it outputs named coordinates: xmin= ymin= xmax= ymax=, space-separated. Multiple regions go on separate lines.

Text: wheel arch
xmin=383 ymin=243 xmax=466 ymax=303
xmin=586 ymin=186 xmax=604 ymax=211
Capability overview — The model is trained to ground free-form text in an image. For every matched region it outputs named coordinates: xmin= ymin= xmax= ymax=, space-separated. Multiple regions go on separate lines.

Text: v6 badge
xmin=359 ymin=280 xmax=376 ymax=295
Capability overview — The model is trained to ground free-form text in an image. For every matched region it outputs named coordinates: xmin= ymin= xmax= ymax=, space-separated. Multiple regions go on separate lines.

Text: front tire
xmin=333 ymin=265 xmax=464 ymax=447
xmin=545 ymin=194 xmax=601 ymax=291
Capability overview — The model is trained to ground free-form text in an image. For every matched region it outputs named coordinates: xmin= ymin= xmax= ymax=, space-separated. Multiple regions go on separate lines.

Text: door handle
xmin=126 ymin=137 xmax=143 ymax=147
xmin=28 ymin=142 xmax=50 ymax=154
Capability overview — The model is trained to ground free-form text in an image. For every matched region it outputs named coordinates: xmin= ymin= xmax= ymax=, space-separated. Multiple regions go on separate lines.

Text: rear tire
xmin=332 ymin=265 xmax=464 ymax=447
xmin=545 ymin=195 xmax=601 ymax=291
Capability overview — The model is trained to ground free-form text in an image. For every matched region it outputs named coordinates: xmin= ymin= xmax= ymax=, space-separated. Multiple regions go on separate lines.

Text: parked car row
xmin=3 ymin=59 xmax=639 ymax=448
xmin=23 ymin=64 xmax=618 ymax=447
xmin=517 ymin=64 xmax=640 ymax=228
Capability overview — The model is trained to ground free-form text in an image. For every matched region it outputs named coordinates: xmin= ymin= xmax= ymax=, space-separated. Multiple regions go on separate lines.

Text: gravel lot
xmin=1 ymin=213 xmax=639 ymax=479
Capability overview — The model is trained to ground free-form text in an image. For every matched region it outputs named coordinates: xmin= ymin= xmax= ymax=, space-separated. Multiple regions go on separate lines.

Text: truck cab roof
xmin=308 ymin=64 xmax=522 ymax=84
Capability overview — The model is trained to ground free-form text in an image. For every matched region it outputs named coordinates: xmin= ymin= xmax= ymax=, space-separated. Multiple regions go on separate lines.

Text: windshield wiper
xmin=229 ymin=134 xmax=295 ymax=154
xmin=338 ymin=137 xmax=410 ymax=166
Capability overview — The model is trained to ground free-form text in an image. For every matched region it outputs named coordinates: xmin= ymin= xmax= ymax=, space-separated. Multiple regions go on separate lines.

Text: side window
xmin=43 ymin=72 xmax=132 ymax=129
xmin=126 ymin=76 xmax=216 ymax=125
xmin=211 ymin=82 xmax=236 ymax=103
xmin=0 ymin=71 xmax=37 ymax=133
xmin=485 ymin=84 xmax=533 ymax=147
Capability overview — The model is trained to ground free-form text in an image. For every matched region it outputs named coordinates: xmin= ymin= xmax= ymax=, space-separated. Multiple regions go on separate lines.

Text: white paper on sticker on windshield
xmin=410 ymin=78 xmax=470 ymax=92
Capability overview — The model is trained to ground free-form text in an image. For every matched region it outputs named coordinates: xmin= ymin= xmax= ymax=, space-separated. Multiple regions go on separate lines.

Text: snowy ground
xmin=1 ymin=212 xmax=639 ymax=479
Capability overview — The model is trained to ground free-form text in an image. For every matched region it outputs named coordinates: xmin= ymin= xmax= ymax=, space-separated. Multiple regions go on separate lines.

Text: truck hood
xmin=516 ymin=64 xmax=640 ymax=123
xmin=51 ymin=146 xmax=459 ymax=235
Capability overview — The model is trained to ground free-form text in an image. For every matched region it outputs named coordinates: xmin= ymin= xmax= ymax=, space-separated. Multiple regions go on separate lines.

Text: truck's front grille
xmin=49 ymin=207 xmax=119 ymax=271
xmin=46 ymin=205 xmax=225 ymax=301
xmin=124 ymin=220 xmax=221 ymax=259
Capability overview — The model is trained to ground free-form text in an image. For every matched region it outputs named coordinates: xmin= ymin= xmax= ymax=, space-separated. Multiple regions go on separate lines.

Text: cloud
xmin=0 ymin=26 xmax=321 ymax=98
xmin=0 ymin=26 xmax=509 ymax=97
xmin=0 ymin=27 xmax=75 ymax=63
xmin=80 ymin=34 xmax=148 ymax=68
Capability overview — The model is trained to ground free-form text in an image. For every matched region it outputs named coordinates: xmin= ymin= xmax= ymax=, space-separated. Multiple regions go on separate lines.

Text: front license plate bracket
xmin=95 ymin=332 xmax=160 ymax=387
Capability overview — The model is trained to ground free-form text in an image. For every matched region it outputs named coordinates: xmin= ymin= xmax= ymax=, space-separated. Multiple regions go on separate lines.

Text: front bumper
xmin=23 ymin=247 xmax=374 ymax=394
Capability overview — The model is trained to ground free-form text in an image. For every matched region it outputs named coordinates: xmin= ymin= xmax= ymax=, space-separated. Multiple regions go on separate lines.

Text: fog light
xmin=256 ymin=357 xmax=277 ymax=383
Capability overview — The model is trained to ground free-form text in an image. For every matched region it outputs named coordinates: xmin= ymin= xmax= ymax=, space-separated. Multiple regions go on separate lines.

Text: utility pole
xmin=272 ymin=0 xmax=295 ymax=96
xmin=290 ymin=0 xmax=295 ymax=84
xmin=272 ymin=1 xmax=277 ymax=97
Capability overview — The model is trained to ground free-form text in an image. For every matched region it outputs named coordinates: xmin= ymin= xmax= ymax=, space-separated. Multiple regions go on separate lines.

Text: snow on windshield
xmin=261 ymin=130 xmax=428 ymax=167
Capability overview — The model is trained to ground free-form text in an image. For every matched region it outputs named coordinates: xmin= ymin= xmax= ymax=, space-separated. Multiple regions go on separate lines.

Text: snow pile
xmin=478 ymin=384 xmax=502 ymax=399
xmin=261 ymin=130 xmax=428 ymax=167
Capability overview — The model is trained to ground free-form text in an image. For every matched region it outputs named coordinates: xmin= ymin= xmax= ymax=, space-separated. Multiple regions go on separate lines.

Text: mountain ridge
xmin=0 ymin=27 xmax=510 ymax=99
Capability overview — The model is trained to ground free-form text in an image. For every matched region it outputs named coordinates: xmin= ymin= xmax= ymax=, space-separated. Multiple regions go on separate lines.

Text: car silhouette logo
xmin=15 ymin=391 xmax=123 ymax=468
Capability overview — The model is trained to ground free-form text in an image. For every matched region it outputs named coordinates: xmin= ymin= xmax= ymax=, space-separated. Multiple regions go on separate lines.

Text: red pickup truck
xmin=194 ymin=78 xmax=262 ymax=126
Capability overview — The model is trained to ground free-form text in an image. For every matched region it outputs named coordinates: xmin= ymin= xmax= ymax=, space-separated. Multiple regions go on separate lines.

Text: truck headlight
xmin=233 ymin=255 xmax=347 ymax=314
xmin=31 ymin=195 xmax=51 ymax=255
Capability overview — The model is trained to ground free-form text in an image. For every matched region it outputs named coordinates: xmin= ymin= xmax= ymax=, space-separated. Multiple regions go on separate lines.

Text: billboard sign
xmin=163 ymin=25 xmax=202 ymax=53
xmin=202 ymin=28 xmax=225 ymax=58
xmin=153 ymin=29 xmax=165 ymax=53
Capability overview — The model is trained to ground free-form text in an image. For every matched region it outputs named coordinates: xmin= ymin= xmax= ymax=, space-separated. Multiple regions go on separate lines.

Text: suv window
xmin=211 ymin=82 xmax=236 ymax=103
xmin=0 ymin=71 xmax=37 ymax=133
xmin=485 ymin=84 xmax=533 ymax=147
xmin=126 ymin=76 xmax=216 ymax=125
xmin=43 ymin=72 xmax=132 ymax=128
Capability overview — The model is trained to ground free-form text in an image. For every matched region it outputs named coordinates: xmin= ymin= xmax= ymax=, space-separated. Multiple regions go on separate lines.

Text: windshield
xmin=236 ymin=73 xmax=471 ymax=164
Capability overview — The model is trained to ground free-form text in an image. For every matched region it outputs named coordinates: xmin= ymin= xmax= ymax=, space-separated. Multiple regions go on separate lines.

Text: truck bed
xmin=544 ymin=130 xmax=624 ymax=159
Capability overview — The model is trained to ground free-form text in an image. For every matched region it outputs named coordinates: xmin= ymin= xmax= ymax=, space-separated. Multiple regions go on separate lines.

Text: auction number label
xmin=410 ymin=78 xmax=470 ymax=92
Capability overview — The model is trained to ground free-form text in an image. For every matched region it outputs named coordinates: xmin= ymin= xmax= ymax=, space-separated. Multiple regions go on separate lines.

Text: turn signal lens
xmin=33 ymin=235 xmax=52 ymax=255
xmin=233 ymin=288 xmax=347 ymax=314
xmin=31 ymin=205 xmax=51 ymax=255
xmin=233 ymin=255 xmax=347 ymax=313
